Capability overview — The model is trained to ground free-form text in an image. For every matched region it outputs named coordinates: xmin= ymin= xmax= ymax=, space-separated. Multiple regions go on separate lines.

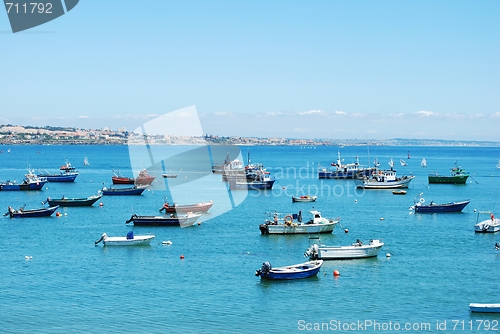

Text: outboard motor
xmin=259 ymin=224 xmax=269 ymax=234
xmin=126 ymin=231 xmax=134 ymax=239
xmin=256 ymin=262 xmax=272 ymax=277
xmin=95 ymin=233 xmax=108 ymax=245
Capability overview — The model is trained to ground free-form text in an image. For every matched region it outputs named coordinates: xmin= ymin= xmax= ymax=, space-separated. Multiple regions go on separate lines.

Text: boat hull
xmin=474 ymin=219 xmax=500 ymax=233
xmin=469 ymin=303 xmax=500 ymax=313
xmin=428 ymin=175 xmax=469 ymax=184
xmin=260 ymin=221 xmax=337 ymax=234
xmin=355 ymin=176 xmax=414 ymax=189
xmin=258 ymin=260 xmax=323 ymax=280
xmin=103 ymin=235 xmax=155 ymax=246
xmin=126 ymin=213 xmax=202 ymax=227
xmin=0 ymin=181 xmax=46 ymax=191
xmin=8 ymin=205 xmax=59 ymax=218
xmin=47 ymin=195 xmax=102 ymax=207
xmin=229 ymin=179 xmax=275 ymax=190
xmin=161 ymin=201 xmax=213 ymax=213
xmin=102 ymin=187 xmax=147 ymax=195
xmin=37 ymin=173 xmax=78 ymax=182
xmin=414 ymin=200 xmax=470 ymax=213
xmin=313 ymin=241 xmax=384 ymax=260
xmin=292 ymin=196 xmax=317 ymax=202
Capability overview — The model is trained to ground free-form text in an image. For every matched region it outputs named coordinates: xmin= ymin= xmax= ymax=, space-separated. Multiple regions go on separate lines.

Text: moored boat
xmin=36 ymin=170 xmax=78 ymax=182
xmin=318 ymin=152 xmax=374 ymax=179
xmin=45 ymin=194 xmax=102 ymax=207
xmin=255 ymin=260 xmax=323 ymax=280
xmin=159 ymin=200 xmax=213 ymax=213
xmin=259 ymin=210 xmax=339 ymax=234
xmin=292 ymin=195 xmax=317 ymax=202
xmin=304 ymin=239 xmax=384 ymax=260
xmin=112 ymin=169 xmax=155 ymax=185
xmin=392 ymin=190 xmax=407 ymax=195
xmin=229 ymin=176 xmax=275 ymax=190
xmin=0 ymin=171 xmax=47 ymax=191
xmin=474 ymin=211 xmax=500 ymax=233
xmin=94 ymin=232 xmax=155 ymax=246
xmin=6 ymin=205 xmax=59 ymax=218
xmin=101 ymin=185 xmax=148 ymax=196
xmin=125 ymin=212 xmax=202 ymax=227
xmin=354 ymin=169 xmax=414 ymax=189
xmin=410 ymin=195 xmax=470 ymax=213
xmin=212 ymin=153 xmax=244 ymax=174
xmin=428 ymin=166 xmax=469 ymax=184
xmin=469 ymin=303 xmax=500 ymax=313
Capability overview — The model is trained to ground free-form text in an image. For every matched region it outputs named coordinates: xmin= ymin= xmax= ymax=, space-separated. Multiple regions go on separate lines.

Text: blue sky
xmin=1 ymin=0 xmax=499 ymax=140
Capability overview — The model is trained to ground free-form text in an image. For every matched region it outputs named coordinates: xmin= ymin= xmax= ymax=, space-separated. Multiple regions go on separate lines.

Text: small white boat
xmin=304 ymin=239 xmax=384 ymax=260
xmin=259 ymin=210 xmax=339 ymax=234
xmin=474 ymin=211 xmax=500 ymax=233
xmin=469 ymin=303 xmax=500 ymax=313
xmin=95 ymin=232 xmax=155 ymax=246
xmin=497 ymin=160 xmax=500 ymax=169
xmin=400 ymin=159 xmax=407 ymax=166
xmin=83 ymin=156 xmax=89 ymax=166
xmin=292 ymin=195 xmax=317 ymax=203
xmin=421 ymin=158 xmax=427 ymax=168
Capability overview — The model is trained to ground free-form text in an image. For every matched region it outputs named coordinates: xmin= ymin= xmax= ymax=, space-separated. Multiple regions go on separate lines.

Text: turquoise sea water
xmin=1 ymin=145 xmax=500 ymax=333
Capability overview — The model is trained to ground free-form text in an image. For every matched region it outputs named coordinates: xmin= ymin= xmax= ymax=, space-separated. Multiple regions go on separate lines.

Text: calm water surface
xmin=1 ymin=145 xmax=500 ymax=333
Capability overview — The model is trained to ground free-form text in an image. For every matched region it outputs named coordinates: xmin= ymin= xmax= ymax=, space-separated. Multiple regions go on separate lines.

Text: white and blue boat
xmin=255 ymin=260 xmax=323 ymax=280
xmin=469 ymin=303 xmax=500 ymax=313
xmin=318 ymin=152 xmax=374 ymax=179
xmin=410 ymin=195 xmax=470 ymax=213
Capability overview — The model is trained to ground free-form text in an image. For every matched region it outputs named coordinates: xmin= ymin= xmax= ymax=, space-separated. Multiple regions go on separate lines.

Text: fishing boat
xmin=212 ymin=153 xmax=244 ymax=174
xmin=228 ymin=174 xmax=275 ymax=190
xmin=36 ymin=170 xmax=78 ymax=182
xmin=354 ymin=170 xmax=414 ymax=189
xmin=259 ymin=210 xmax=339 ymax=234
xmin=45 ymin=194 xmax=102 ymax=207
xmin=292 ymin=195 xmax=317 ymax=202
xmin=111 ymin=169 xmax=156 ymax=185
xmin=6 ymin=205 xmax=59 ymax=218
xmin=428 ymin=166 xmax=469 ymax=184
xmin=162 ymin=173 xmax=178 ymax=178
xmin=159 ymin=199 xmax=214 ymax=213
xmin=474 ymin=212 xmax=500 ymax=233
xmin=94 ymin=232 xmax=155 ymax=246
xmin=125 ymin=212 xmax=202 ymax=227
xmin=101 ymin=185 xmax=148 ymax=196
xmin=304 ymin=239 xmax=384 ymax=260
xmin=60 ymin=160 xmax=76 ymax=171
xmin=421 ymin=158 xmax=427 ymax=168
xmin=318 ymin=152 xmax=374 ymax=179
xmin=0 ymin=171 xmax=47 ymax=191
xmin=400 ymin=159 xmax=407 ymax=166
xmin=255 ymin=260 xmax=323 ymax=280
xmin=469 ymin=303 xmax=500 ymax=313
xmin=392 ymin=190 xmax=407 ymax=195
xmin=410 ymin=194 xmax=470 ymax=213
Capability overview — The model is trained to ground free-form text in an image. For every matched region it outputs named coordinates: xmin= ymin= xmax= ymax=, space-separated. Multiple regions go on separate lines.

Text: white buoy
xmin=25 ymin=256 xmax=32 ymax=260
xmin=162 ymin=240 xmax=172 ymax=245
xmin=386 ymin=253 xmax=391 ymax=257
xmin=380 ymin=217 xmax=384 ymax=220
xmin=354 ymin=199 xmax=357 ymax=203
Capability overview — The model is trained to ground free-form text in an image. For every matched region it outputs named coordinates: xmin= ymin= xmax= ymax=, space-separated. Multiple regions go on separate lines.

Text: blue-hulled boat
xmin=6 ymin=205 xmax=59 ymax=218
xmin=36 ymin=170 xmax=78 ymax=182
xmin=318 ymin=152 xmax=374 ymax=179
xmin=255 ymin=260 xmax=323 ymax=280
xmin=0 ymin=171 xmax=47 ymax=191
xmin=410 ymin=194 xmax=470 ymax=213
xmin=101 ymin=185 xmax=148 ymax=196
xmin=45 ymin=194 xmax=102 ymax=207
xmin=229 ymin=177 xmax=275 ymax=190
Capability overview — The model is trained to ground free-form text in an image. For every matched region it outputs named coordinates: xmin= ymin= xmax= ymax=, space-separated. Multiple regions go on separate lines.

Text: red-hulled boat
xmin=159 ymin=200 xmax=214 ymax=213
xmin=112 ymin=169 xmax=156 ymax=185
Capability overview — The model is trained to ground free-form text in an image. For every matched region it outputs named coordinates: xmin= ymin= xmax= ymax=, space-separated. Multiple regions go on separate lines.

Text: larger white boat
xmin=474 ymin=211 xmax=500 ymax=233
xmin=354 ymin=170 xmax=414 ymax=189
xmin=259 ymin=210 xmax=339 ymax=234
xmin=304 ymin=239 xmax=384 ymax=260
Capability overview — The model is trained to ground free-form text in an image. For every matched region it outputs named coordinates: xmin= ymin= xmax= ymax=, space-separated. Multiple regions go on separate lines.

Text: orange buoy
xmin=55 ymin=212 xmax=61 ymax=217
xmin=99 ymin=202 xmax=103 ymax=207
xmin=344 ymin=229 xmax=349 ymax=233
xmin=180 ymin=255 xmax=185 ymax=259
xmin=198 ymin=221 xmax=201 ymax=225
xmin=333 ymin=270 xmax=340 ymax=277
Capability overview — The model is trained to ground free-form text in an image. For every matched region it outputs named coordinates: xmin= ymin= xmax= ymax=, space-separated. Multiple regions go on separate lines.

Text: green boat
xmin=428 ymin=166 xmax=469 ymax=184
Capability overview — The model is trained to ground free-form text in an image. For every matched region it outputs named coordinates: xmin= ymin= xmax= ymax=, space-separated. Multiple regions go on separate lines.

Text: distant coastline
xmin=1 ymin=124 xmax=499 ymax=147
